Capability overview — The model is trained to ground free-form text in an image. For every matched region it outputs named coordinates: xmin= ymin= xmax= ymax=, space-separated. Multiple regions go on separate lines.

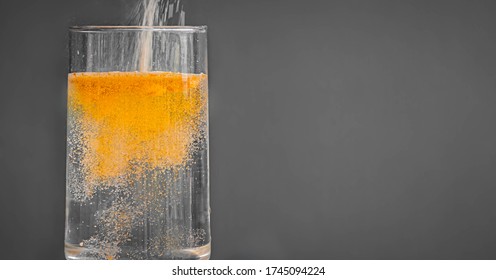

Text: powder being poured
xmin=134 ymin=0 xmax=185 ymax=71
xmin=68 ymin=72 xmax=207 ymax=188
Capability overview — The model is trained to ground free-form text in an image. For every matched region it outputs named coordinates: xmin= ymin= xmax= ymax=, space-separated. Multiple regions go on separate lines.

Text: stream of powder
xmin=135 ymin=0 xmax=185 ymax=71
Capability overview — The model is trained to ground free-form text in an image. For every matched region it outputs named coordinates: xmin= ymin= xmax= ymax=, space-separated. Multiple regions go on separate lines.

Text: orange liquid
xmin=68 ymin=72 xmax=208 ymax=186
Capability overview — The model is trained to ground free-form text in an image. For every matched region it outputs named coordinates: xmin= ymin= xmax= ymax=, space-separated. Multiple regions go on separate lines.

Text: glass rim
xmin=69 ymin=25 xmax=207 ymax=32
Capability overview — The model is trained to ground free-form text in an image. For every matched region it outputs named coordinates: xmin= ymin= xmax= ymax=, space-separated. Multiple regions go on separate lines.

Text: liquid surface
xmin=65 ymin=72 xmax=210 ymax=259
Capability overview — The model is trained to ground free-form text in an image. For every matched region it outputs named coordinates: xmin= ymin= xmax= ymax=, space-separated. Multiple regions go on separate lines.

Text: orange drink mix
xmin=68 ymin=72 xmax=208 ymax=190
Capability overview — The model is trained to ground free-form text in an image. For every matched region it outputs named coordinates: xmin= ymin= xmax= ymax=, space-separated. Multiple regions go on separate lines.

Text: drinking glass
xmin=65 ymin=26 xmax=210 ymax=260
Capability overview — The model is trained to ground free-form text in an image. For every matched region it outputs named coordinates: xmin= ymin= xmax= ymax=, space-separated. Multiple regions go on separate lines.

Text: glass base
xmin=65 ymin=242 xmax=211 ymax=260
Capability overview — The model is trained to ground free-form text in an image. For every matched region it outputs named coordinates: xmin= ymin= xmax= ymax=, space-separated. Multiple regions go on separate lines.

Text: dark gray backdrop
xmin=1 ymin=0 xmax=496 ymax=259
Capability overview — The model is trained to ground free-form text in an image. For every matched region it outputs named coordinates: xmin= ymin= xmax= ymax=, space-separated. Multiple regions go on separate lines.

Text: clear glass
xmin=65 ymin=26 xmax=210 ymax=260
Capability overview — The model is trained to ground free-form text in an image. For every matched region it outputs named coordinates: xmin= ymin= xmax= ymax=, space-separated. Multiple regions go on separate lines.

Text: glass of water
xmin=65 ymin=26 xmax=210 ymax=260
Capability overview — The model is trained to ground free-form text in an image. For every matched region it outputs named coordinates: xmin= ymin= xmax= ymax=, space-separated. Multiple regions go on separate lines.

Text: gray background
xmin=1 ymin=0 xmax=496 ymax=259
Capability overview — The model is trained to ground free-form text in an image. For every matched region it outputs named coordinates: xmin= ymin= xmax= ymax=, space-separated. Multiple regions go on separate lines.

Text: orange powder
xmin=68 ymin=72 xmax=207 ymax=184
